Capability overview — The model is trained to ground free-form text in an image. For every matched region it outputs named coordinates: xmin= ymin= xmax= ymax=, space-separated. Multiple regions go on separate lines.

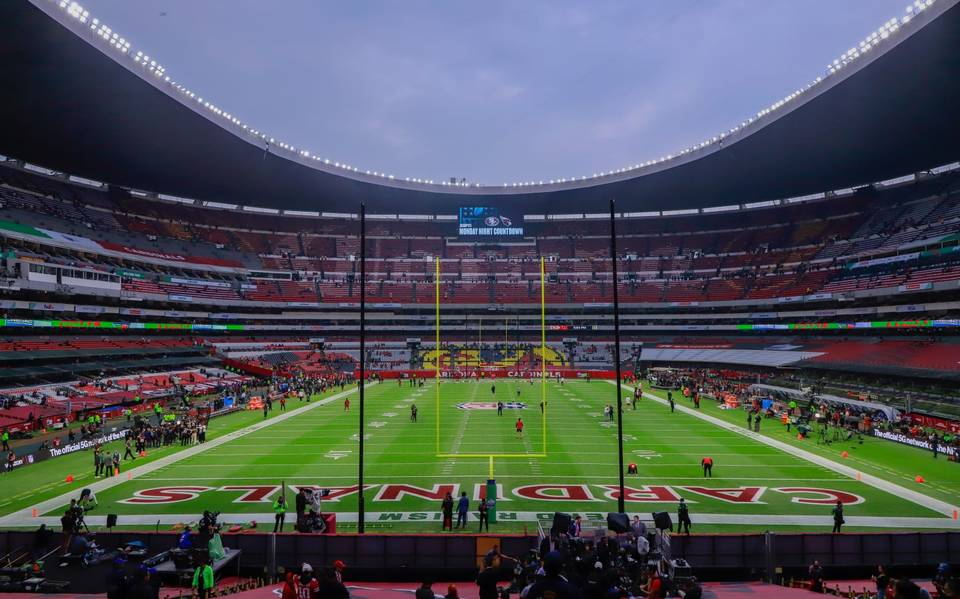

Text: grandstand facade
xmin=2 ymin=2 xmax=960 ymax=593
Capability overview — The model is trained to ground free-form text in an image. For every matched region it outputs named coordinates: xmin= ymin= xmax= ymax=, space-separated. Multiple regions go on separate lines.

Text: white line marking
xmin=0 ymin=385 xmax=372 ymax=525
xmin=612 ymin=381 xmax=960 ymax=518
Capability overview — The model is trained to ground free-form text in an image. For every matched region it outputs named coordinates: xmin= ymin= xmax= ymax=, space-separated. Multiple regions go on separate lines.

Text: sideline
xmin=609 ymin=381 xmax=959 ymax=518
xmin=8 ymin=511 xmax=960 ymax=529
xmin=0 ymin=384 xmax=371 ymax=527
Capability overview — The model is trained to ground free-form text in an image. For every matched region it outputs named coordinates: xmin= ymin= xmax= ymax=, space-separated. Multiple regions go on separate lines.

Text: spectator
xmin=809 ymin=560 xmax=825 ymax=593
xmin=476 ymin=555 xmax=499 ymax=599
xmin=288 ymin=563 xmax=319 ymax=599
xmin=894 ymin=578 xmax=931 ymax=599
xmin=524 ymin=551 xmax=579 ymax=599
xmin=192 ymin=555 xmax=214 ymax=599
xmin=641 ymin=565 xmax=664 ymax=599
xmin=872 ymin=565 xmax=890 ymax=599
xmin=415 ymin=579 xmax=435 ymax=599
xmin=316 ymin=566 xmax=349 ymax=599
xmin=127 ymin=567 xmax=158 ymax=599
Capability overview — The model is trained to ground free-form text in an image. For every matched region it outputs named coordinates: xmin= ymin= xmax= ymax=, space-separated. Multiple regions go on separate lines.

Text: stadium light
xmin=48 ymin=0 xmax=934 ymax=189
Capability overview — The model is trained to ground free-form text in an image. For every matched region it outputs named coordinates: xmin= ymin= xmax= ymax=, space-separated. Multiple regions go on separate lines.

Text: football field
xmin=3 ymin=379 xmax=959 ymax=533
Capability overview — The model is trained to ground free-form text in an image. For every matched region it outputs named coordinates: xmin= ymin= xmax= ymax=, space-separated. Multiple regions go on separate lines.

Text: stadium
xmin=1 ymin=0 xmax=960 ymax=597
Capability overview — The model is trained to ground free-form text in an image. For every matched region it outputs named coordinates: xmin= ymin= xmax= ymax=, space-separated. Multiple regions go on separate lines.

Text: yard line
xmin=0 ymin=384 xmax=372 ymax=525
xmin=139 ymin=475 xmax=850 ymax=482
xmin=613 ymin=381 xmax=960 ymax=518
xmin=154 ymin=462 xmax=835 ymax=468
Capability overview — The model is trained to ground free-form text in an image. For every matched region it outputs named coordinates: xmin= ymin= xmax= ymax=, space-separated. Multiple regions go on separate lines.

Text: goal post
xmin=433 ymin=256 xmax=550 ymax=520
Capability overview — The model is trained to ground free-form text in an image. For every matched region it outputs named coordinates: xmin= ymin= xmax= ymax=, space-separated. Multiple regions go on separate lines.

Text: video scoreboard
xmin=458 ymin=206 xmax=524 ymax=238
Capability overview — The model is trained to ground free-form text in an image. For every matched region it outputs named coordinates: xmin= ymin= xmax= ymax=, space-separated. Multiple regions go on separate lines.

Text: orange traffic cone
xmin=915 ymin=475 xmax=925 ymax=483
xmin=31 ymin=508 xmax=39 ymax=518
xmin=114 ymin=467 xmax=120 ymax=477
xmin=65 ymin=474 xmax=74 ymax=483
xmin=139 ymin=451 xmax=146 ymax=457
xmin=840 ymin=451 xmax=849 ymax=458
xmin=856 ymin=472 xmax=861 ymax=481
xmin=953 ymin=510 xmax=958 ymax=520
xmin=796 ymin=433 xmax=803 ymax=441
xmin=127 ymin=472 xmax=133 ymax=480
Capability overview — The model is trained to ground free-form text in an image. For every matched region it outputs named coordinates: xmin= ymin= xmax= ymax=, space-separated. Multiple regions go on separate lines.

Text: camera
xmin=199 ymin=510 xmax=220 ymax=532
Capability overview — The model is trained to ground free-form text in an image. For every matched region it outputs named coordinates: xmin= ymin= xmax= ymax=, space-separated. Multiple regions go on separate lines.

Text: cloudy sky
xmin=81 ymin=0 xmax=909 ymax=184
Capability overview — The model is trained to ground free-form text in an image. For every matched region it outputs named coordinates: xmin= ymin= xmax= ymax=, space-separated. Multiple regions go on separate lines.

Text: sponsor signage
xmin=48 ymin=430 xmax=130 ymax=458
xmin=167 ymin=277 xmax=234 ymax=289
xmin=871 ymin=429 xmax=957 ymax=457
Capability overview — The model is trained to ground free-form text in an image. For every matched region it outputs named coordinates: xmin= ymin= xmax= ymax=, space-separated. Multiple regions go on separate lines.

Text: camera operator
xmin=199 ymin=511 xmax=220 ymax=536
xmin=68 ymin=497 xmax=88 ymax=534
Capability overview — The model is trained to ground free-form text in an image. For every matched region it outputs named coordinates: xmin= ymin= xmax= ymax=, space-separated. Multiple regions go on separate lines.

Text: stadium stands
xmin=3 ymin=159 xmax=960 ymax=308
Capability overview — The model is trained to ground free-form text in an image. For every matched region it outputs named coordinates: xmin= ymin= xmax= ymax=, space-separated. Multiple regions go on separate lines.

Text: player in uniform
xmin=701 ymin=456 xmax=713 ymax=477
xmin=515 ymin=417 xmax=523 ymax=438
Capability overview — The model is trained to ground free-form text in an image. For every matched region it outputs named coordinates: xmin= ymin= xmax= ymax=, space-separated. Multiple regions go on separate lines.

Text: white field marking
xmin=152 ymin=462 xmax=838 ymax=469
xmin=137 ymin=475 xmax=850 ymax=482
xmin=440 ymin=384 xmax=476 ymax=475
xmin=175 ymin=450 xmax=793 ymax=458
xmin=0 ymin=384 xmax=372 ymax=525
xmin=615 ymin=381 xmax=960 ymax=518
xmin=6 ymin=512 xmax=960 ymax=529
xmin=216 ymin=440 xmax=770 ymax=447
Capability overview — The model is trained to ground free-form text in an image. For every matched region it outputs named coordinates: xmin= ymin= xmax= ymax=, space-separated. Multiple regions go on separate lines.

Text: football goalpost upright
xmin=434 ymin=256 xmax=549 ymax=523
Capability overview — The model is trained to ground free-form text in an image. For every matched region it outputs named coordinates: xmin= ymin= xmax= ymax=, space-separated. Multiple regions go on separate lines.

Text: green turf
xmin=4 ymin=380 xmax=956 ymax=533
xmin=639 ymin=382 xmax=960 ymax=506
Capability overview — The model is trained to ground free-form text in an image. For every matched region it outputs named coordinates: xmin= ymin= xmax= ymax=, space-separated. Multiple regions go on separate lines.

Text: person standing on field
xmin=273 ymin=495 xmax=287 ymax=533
xmin=477 ymin=498 xmax=490 ymax=532
xmin=677 ymin=498 xmax=692 ymax=535
xmin=701 ymin=456 xmax=713 ymax=477
xmin=456 ymin=491 xmax=470 ymax=529
xmin=832 ymin=500 xmax=845 ymax=533
xmin=441 ymin=492 xmax=454 ymax=531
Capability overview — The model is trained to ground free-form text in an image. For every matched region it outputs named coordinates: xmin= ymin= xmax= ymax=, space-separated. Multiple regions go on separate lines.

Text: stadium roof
xmin=1 ymin=0 xmax=959 ymax=214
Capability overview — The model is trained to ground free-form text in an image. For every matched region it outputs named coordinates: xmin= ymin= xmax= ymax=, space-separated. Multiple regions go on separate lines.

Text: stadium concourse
xmin=3 ymin=0 xmax=960 ymax=596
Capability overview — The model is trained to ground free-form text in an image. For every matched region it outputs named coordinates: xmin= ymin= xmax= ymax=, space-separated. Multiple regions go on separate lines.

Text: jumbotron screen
xmin=458 ymin=206 xmax=524 ymax=238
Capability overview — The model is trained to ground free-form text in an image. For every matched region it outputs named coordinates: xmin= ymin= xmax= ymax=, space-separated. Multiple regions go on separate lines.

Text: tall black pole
xmin=358 ymin=202 xmax=366 ymax=533
xmin=609 ymin=199 xmax=626 ymax=513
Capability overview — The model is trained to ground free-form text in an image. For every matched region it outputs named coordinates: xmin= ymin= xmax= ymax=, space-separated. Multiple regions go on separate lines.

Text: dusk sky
xmin=81 ymin=1 xmax=909 ymax=184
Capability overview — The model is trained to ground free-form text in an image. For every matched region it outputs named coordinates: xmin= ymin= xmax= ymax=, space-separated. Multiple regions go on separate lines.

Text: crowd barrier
xmin=2 ymin=530 xmax=957 ymax=580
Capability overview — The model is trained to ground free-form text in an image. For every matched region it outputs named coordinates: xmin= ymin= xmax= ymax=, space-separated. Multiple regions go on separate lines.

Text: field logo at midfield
xmin=456 ymin=402 xmax=526 ymax=410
